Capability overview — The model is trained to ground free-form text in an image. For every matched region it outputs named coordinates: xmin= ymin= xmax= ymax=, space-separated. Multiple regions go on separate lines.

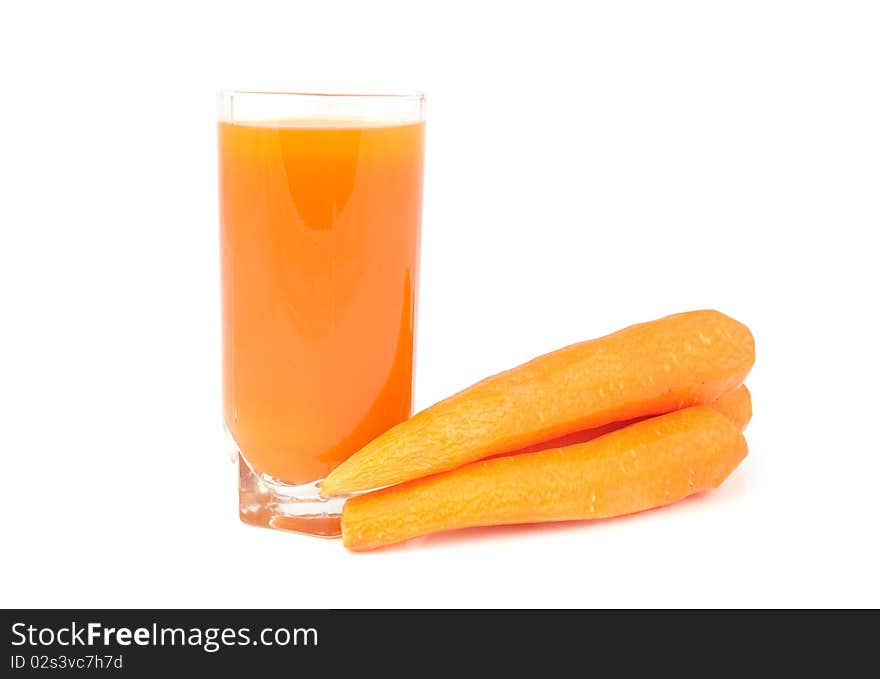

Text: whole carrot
xmin=507 ymin=383 xmax=752 ymax=456
xmin=342 ymin=406 xmax=747 ymax=551
xmin=322 ymin=310 xmax=754 ymax=496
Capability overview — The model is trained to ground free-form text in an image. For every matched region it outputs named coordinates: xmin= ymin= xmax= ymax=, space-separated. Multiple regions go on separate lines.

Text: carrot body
xmin=342 ymin=406 xmax=747 ymax=551
xmin=507 ymin=384 xmax=752 ymax=456
xmin=322 ymin=310 xmax=754 ymax=496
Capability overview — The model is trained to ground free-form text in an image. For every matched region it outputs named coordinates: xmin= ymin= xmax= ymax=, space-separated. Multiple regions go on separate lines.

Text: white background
xmin=1 ymin=1 xmax=878 ymax=608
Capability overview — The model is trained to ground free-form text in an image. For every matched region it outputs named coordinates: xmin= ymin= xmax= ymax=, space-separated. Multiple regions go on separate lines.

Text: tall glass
xmin=217 ymin=91 xmax=425 ymax=536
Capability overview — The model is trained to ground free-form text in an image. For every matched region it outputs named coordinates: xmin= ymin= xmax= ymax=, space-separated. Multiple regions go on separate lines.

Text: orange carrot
xmin=341 ymin=406 xmax=747 ymax=551
xmin=322 ymin=310 xmax=754 ymax=496
xmin=711 ymin=384 xmax=752 ymax=431
xmin=507 ymin=384 xmax=752 ymax=455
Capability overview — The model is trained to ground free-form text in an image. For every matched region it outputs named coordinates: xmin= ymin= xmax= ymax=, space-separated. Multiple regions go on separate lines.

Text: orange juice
xmin=218 ymin=119 xmax=424 ymax=485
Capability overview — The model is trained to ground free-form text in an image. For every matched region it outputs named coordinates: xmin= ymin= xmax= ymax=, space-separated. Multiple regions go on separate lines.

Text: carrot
xmin=341 ymin=406 xmax=747 ymax=551
xmin=711 ymin=384 xmax=752 ymax=431
xmin=321 ymin=310 xmax=754 ymax=496
xmin=505 ymin=384 xmax=752 ymax=456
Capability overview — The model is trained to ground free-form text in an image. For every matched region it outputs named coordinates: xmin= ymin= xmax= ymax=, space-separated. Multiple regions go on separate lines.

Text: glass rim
xmin=217 ymin=89 xmax=425 ymax=125
xmin=217 ymin=89 xmax=425 ymax=100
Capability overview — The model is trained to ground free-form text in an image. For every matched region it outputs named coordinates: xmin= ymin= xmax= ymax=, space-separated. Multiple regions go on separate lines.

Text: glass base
xmin=238 ymin=454 xmax=343 ymax=537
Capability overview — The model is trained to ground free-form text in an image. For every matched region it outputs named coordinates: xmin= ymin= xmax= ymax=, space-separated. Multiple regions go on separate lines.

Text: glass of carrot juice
xmin=217 ymin=91 xmax=425 ymax=536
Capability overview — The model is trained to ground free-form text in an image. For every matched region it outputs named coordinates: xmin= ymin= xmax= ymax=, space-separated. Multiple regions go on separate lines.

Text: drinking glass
xmin=217 ymin=91 xmax=425 ymax=535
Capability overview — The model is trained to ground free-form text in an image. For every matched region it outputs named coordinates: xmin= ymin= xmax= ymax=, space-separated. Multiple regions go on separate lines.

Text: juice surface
xmin=218 ymin=120 xmax=424 ymax=484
